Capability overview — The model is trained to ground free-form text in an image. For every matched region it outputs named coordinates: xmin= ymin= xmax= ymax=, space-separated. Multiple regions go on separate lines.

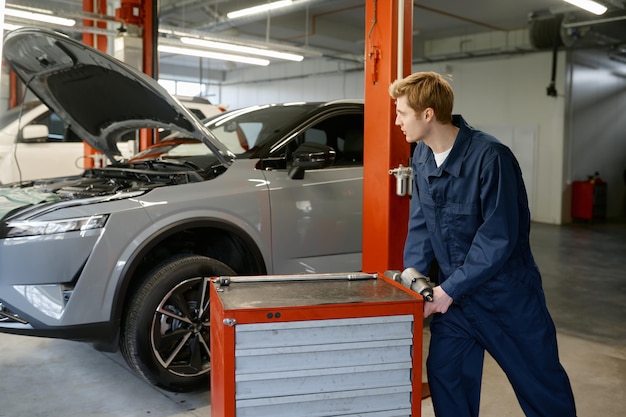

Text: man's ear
xmin=423 ymin=107 xmax=435 ymax=122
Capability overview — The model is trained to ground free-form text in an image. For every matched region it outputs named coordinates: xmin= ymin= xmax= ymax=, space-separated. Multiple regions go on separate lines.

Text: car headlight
xmin=4 ymin=214 xmax=109 ymax=238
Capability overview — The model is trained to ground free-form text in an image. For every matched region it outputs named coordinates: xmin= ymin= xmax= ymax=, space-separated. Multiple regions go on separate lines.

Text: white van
xmin=0 ymin=97 xmax=225 ymax=184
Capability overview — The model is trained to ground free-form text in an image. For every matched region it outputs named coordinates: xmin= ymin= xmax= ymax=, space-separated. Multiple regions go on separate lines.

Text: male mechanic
xmin=389 ymin=72 xmax=577 ymax=417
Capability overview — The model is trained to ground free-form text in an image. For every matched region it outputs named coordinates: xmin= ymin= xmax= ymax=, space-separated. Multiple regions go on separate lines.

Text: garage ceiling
xmin=6 ymin=1 xmax=626 ymax=75
xmin=156 ymin=0 xmax=625 ymax=47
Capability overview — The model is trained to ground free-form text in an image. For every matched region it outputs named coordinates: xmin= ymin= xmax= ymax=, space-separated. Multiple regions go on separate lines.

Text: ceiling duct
xmin=529 ymin=9 xmax=626 ymax=50
xmin=529 ymin=13 xmax=565 ymax=49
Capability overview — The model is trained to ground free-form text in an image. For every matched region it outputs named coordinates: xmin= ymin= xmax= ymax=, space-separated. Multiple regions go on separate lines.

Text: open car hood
xmin=2 ymin=27 xmax=232 ymax=163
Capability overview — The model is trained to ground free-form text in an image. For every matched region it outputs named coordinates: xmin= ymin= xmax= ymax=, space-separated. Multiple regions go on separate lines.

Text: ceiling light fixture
xmin=227 ymin=0 xmax=294 ymax=19
xmin=5 ymin=7 xmax=76 ymax=26
xmin=180 ymin=37 xmax=303 ymax=62
xmin=563 ymin=0 xmax=608 ymax=15
xmin=158 ymin=45 xmax=270 ymax=66
xmin=159 ymin=25 xmax=322 ymax=59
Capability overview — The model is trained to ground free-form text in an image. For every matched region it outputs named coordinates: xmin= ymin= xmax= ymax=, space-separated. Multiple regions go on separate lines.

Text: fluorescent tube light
xmin=158 ymin=45 xmax=270 ymax=66
xmin=227 ymin=0 xmax=293 ymax=19
xmin=5 ymin=7 xmax=76 ymax=26
xmin=563 ymin=0 xmax=608 ymax=15
xmin=180 ymin=37 xmax=303 ymax=62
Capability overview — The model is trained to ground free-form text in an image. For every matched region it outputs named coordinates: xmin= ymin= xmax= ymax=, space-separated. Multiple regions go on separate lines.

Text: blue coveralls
xmin=404 ymin=115 xmax=577 ymax=417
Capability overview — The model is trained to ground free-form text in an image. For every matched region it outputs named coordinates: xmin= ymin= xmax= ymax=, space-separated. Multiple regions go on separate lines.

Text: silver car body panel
xmin=0 ymin=159 xmax=362 ymax=328
xmin=265 ymin=167 xmax=363 ymax=273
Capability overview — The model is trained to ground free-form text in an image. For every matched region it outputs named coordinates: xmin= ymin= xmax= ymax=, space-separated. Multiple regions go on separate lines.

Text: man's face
xmin=394 ymin=95 xmax=426 ymax=144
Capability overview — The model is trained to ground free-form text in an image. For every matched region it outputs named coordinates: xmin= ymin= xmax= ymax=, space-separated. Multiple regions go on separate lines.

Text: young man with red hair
xmin=389 ymin=71 xmax=577 ymax=417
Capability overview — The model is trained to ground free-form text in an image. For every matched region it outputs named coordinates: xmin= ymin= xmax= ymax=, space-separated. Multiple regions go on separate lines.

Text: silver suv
xmin=0 ymin=28 xmax=363 ymax=391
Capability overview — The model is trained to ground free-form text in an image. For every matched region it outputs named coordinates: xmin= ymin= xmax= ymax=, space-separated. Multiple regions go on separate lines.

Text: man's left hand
xmin=423 ymin=286 xmax=453 ymax=318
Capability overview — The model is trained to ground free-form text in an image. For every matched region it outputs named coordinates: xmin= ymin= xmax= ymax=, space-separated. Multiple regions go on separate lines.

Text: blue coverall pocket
xmin=482 ymin=270 xmax=551 ymax=336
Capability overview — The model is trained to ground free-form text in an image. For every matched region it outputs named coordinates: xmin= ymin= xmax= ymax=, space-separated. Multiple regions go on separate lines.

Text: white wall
xmin=415 ymin=53 xmax=568 ymax=224
xmin=221 ymin=51 xmax=568 ymax=224
xmin=221 ymin=59 xmax=365 ymax=107
xmin=566 ymin=50 xmax=626 ymax=220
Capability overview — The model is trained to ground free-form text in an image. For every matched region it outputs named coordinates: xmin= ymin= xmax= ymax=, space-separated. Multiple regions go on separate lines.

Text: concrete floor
xmin=0 ymin=221 xmax=624 ymax=417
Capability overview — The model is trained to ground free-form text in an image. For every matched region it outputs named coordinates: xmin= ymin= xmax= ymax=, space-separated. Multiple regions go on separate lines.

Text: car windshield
xmin=0 ymin=102 xmax=41 ymax=129
xmin=156 ymin=103 xmax=318 ymax=159
xmin=203 ymin=104 xmax=317 ymax=157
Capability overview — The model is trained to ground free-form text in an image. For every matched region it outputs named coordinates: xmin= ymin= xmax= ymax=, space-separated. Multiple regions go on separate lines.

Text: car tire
xmin=120 ymin=255 xmax=235 ymax=391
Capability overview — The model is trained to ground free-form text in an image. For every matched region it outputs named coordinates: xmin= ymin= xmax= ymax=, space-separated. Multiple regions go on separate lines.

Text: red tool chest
xmin=210 ymin=272 xmax=425 ymax=417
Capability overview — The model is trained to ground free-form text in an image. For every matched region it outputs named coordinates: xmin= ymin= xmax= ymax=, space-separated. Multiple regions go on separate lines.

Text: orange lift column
xmin=363 ymin=3 xmax=432 ymax=402
xmin=115 ymin=0 xmax=158 ymax=151
xmin=115 ymin=0 xmax=157 ymax=78
xmin=140 ymin=0 xmax=158 ymax=150
xmin=363 ymin=0 xmax=413 ymax=273
xmin=82 ymin=0 xmax=108 ymax=169
xmin=8 ymin=71 xmax=20 ymax=109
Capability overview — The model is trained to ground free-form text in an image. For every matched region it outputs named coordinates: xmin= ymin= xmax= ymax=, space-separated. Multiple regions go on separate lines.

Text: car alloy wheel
xmin=150 ymin=277 xmax=212 ymax=378
xmin=121 ymin=255 xmax=235 ymax=391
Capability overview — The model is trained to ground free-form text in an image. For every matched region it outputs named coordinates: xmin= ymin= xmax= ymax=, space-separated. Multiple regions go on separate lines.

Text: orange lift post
xmin=114 ymin=0 xmax=157 ymax=80
xmin=82 ymin=0 xmax=108 ymax=168
xmin=363 ymin=0 xmax=431 ymax=403
xmin=115 ymin=0 xmax=159 ymax=152
xmin=8 ymin=71 xmax=20 ymax=109
xmin=363 ymin=0 xmax=413 ymax=273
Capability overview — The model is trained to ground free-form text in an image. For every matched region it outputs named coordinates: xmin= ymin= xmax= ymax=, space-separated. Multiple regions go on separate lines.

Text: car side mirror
xmin=20 ymin=124 xmax=49 ymax=143
xmin=292 ymin=142 xmax=336 ymax=169
xmin=289 ymin=142 xmax=336 ymax=179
